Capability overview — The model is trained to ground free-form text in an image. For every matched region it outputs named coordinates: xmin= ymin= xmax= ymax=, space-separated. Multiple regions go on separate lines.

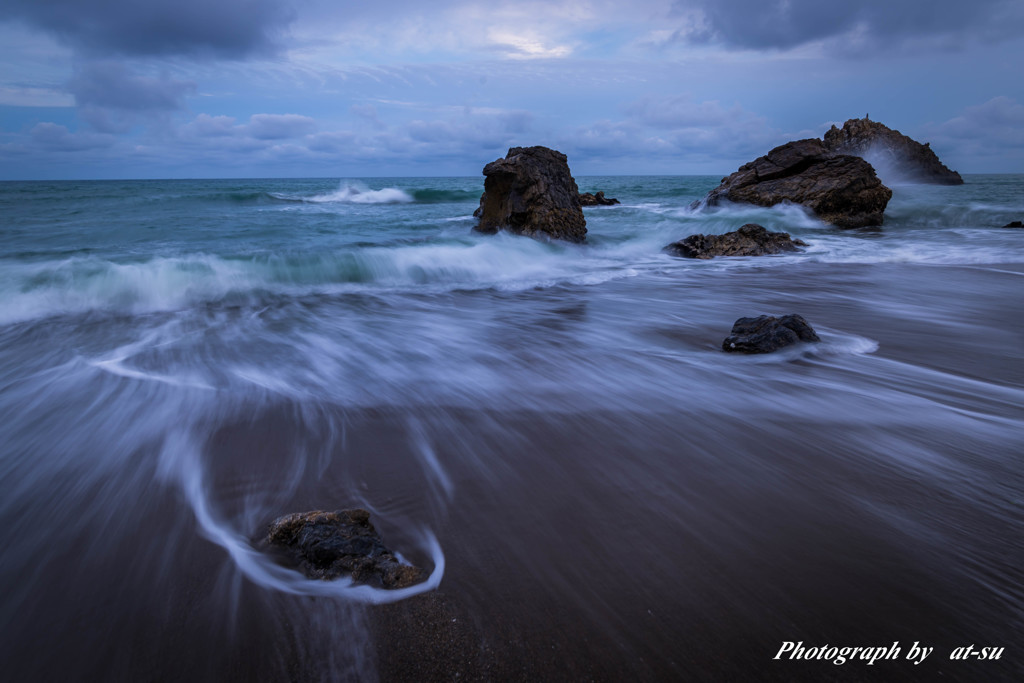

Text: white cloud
xmin=290 ymin=0 xmax=671 ymax=63
xmin=486 ymin=31 xmax=573 ymax=60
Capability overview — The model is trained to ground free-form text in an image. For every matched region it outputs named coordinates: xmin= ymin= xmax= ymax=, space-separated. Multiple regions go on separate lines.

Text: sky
xmin=1 ymin=0 xmax=1022 ymax=179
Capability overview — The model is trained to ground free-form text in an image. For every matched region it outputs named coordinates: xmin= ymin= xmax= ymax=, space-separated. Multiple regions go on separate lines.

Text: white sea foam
xmin=0 ymin=236 xmax=646 ymax=323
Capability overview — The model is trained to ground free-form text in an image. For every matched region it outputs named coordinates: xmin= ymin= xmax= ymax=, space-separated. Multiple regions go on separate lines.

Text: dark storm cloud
xmin=0 ymin=0 xmax=295 ymax=58
xmin=923 ymin=96 xmax=1024 ymax=165
xmin=673 ymin=0 xmax=1024 ymax=51
xmin=246 ymin=114 xmax=317 ymax=139
xmin=67 ymin=62 xmax=195 ymax=133
xmin=71 ymin=62 xmax=195 ymax=111
xmin=29 ymin=122 xmax=115 ymax=150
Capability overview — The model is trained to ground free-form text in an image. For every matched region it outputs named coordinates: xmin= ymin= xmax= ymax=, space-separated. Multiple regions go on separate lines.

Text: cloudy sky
xmin=1 ymin=0 xmax=1022 ymax=179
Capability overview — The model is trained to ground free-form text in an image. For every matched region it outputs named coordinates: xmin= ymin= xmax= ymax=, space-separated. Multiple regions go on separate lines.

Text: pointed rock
xmin=823 ymin=117 xmax=963 ymax=185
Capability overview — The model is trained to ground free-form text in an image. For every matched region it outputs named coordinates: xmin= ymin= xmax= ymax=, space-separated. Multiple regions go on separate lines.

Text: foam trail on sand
xmin=162 ymin=428 xmax=445 ymax=604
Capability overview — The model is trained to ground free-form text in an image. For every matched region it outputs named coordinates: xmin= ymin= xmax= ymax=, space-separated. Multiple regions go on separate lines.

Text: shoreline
xmin=1 ymin=180 xmax=1022 ymax=681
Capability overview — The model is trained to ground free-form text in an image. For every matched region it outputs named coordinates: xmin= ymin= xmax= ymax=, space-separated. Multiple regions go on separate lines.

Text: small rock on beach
xmin=722 ymin=314 xmax=821 ymax=354
xmin=265 ymin=509 xmax=427 ymax=589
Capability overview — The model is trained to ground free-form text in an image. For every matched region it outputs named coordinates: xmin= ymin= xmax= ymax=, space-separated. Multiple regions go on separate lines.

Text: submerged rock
xmin=579 ymin=191 xmax=620 ymax=206
xmin=664 ymin=223 xmax=806 ymax=259
xmin=1003 ymin=221 xmax=1023 ymax=228
xmin=823 ymin=118 xmax=963 ymax=185
xmin=474 ymin=146 xmax=587 ymax=243
xmin=696 ymin=139 xmax=892 ymax=229
xmin=722 ymin=314 xmax=821 ymax=354
xmin=265 ymin=509 xmax=426 ymax=588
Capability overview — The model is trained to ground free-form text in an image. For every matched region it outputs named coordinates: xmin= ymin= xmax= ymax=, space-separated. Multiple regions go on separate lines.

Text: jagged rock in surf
xmin=578 ymin=191 xmax=620 ymax=206
xmin=663 ymin=223 xmax=807 ymax=259
xmin=722 ymin=314 xmax=821 ymax=354
xmin=695 ymin=139 xmax=892 ymax=229
xmin=1003 ymin=220 xmax=1023 ymax=228
xmin=265 ymin=509 xmax=426 ymax=588
xmin=474 ymin=146 xmax=587 ymax=243
xmin=823 ymin=118 xmax=963 ymax=185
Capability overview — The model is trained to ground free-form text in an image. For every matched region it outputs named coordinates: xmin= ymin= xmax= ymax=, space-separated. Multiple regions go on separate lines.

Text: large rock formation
xmin=1003 ymin=221 xmax=1023 ymax=229
xmin=823 ymin=118 xmax=963 ymax=185
xmin=696 ymin=139 xmax=892 ymax=228
xmin=474 ymin=146 xmax=587 ymax=243
xmin=265 ymin=509 xmax=426 ymax=588
xmin=664 ymin=223 xmax=806 ymax=259
xmin=722 ymin=314 xmax=821 ymax=354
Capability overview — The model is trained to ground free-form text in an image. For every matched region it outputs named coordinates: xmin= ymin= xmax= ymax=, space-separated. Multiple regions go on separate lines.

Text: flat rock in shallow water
xmin=722 ymin=314 xmax=821 ymax=354
xmin=1003 ymin=221 xmax=1023 ymax=228
xmin=664 ymin=223 xmax=806 ymax=259
xmin=578 ymin=191 xmax=620 ymax=206
xmin=265 ymin=509 xmax=426 ymax=588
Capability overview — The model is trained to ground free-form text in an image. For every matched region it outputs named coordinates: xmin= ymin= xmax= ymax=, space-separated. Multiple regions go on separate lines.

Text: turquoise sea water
xmin=1 ymin=175 xmax=1023 ymax=680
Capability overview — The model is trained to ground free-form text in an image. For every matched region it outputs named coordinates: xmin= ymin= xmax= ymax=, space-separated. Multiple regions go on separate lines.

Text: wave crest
xmin=300 ymin=183 xmax=414 ymax=204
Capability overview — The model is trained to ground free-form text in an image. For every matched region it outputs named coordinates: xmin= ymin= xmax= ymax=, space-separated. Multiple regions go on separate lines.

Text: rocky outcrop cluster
xmin=474 ymin=146 xmax=587 ymax=243
xmin=823 ymin=118 xmax=963 ymax=185
xmin=722 ymin=314 xmax=821 ymax=354
xmin=696 ymin=139 xmax=892 ymax=229
xmin=265 ymin=509 xmax=426 ymax=589
xmin=664 ymin=223 xmax=806 ymax=259
xmin=578 ymin=191 xmax=620 ymax=206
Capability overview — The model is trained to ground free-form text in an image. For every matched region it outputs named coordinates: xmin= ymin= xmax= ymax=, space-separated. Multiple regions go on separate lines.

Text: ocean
xmin=1 ymin=174 xmax=1022 ymax=681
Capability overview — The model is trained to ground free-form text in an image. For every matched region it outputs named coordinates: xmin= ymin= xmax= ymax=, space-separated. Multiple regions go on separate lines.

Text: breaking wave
xmin=298 ymin=183 xmax=415 ymax=204
xmin=277 ymin=184 xmax=480 ymax=205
